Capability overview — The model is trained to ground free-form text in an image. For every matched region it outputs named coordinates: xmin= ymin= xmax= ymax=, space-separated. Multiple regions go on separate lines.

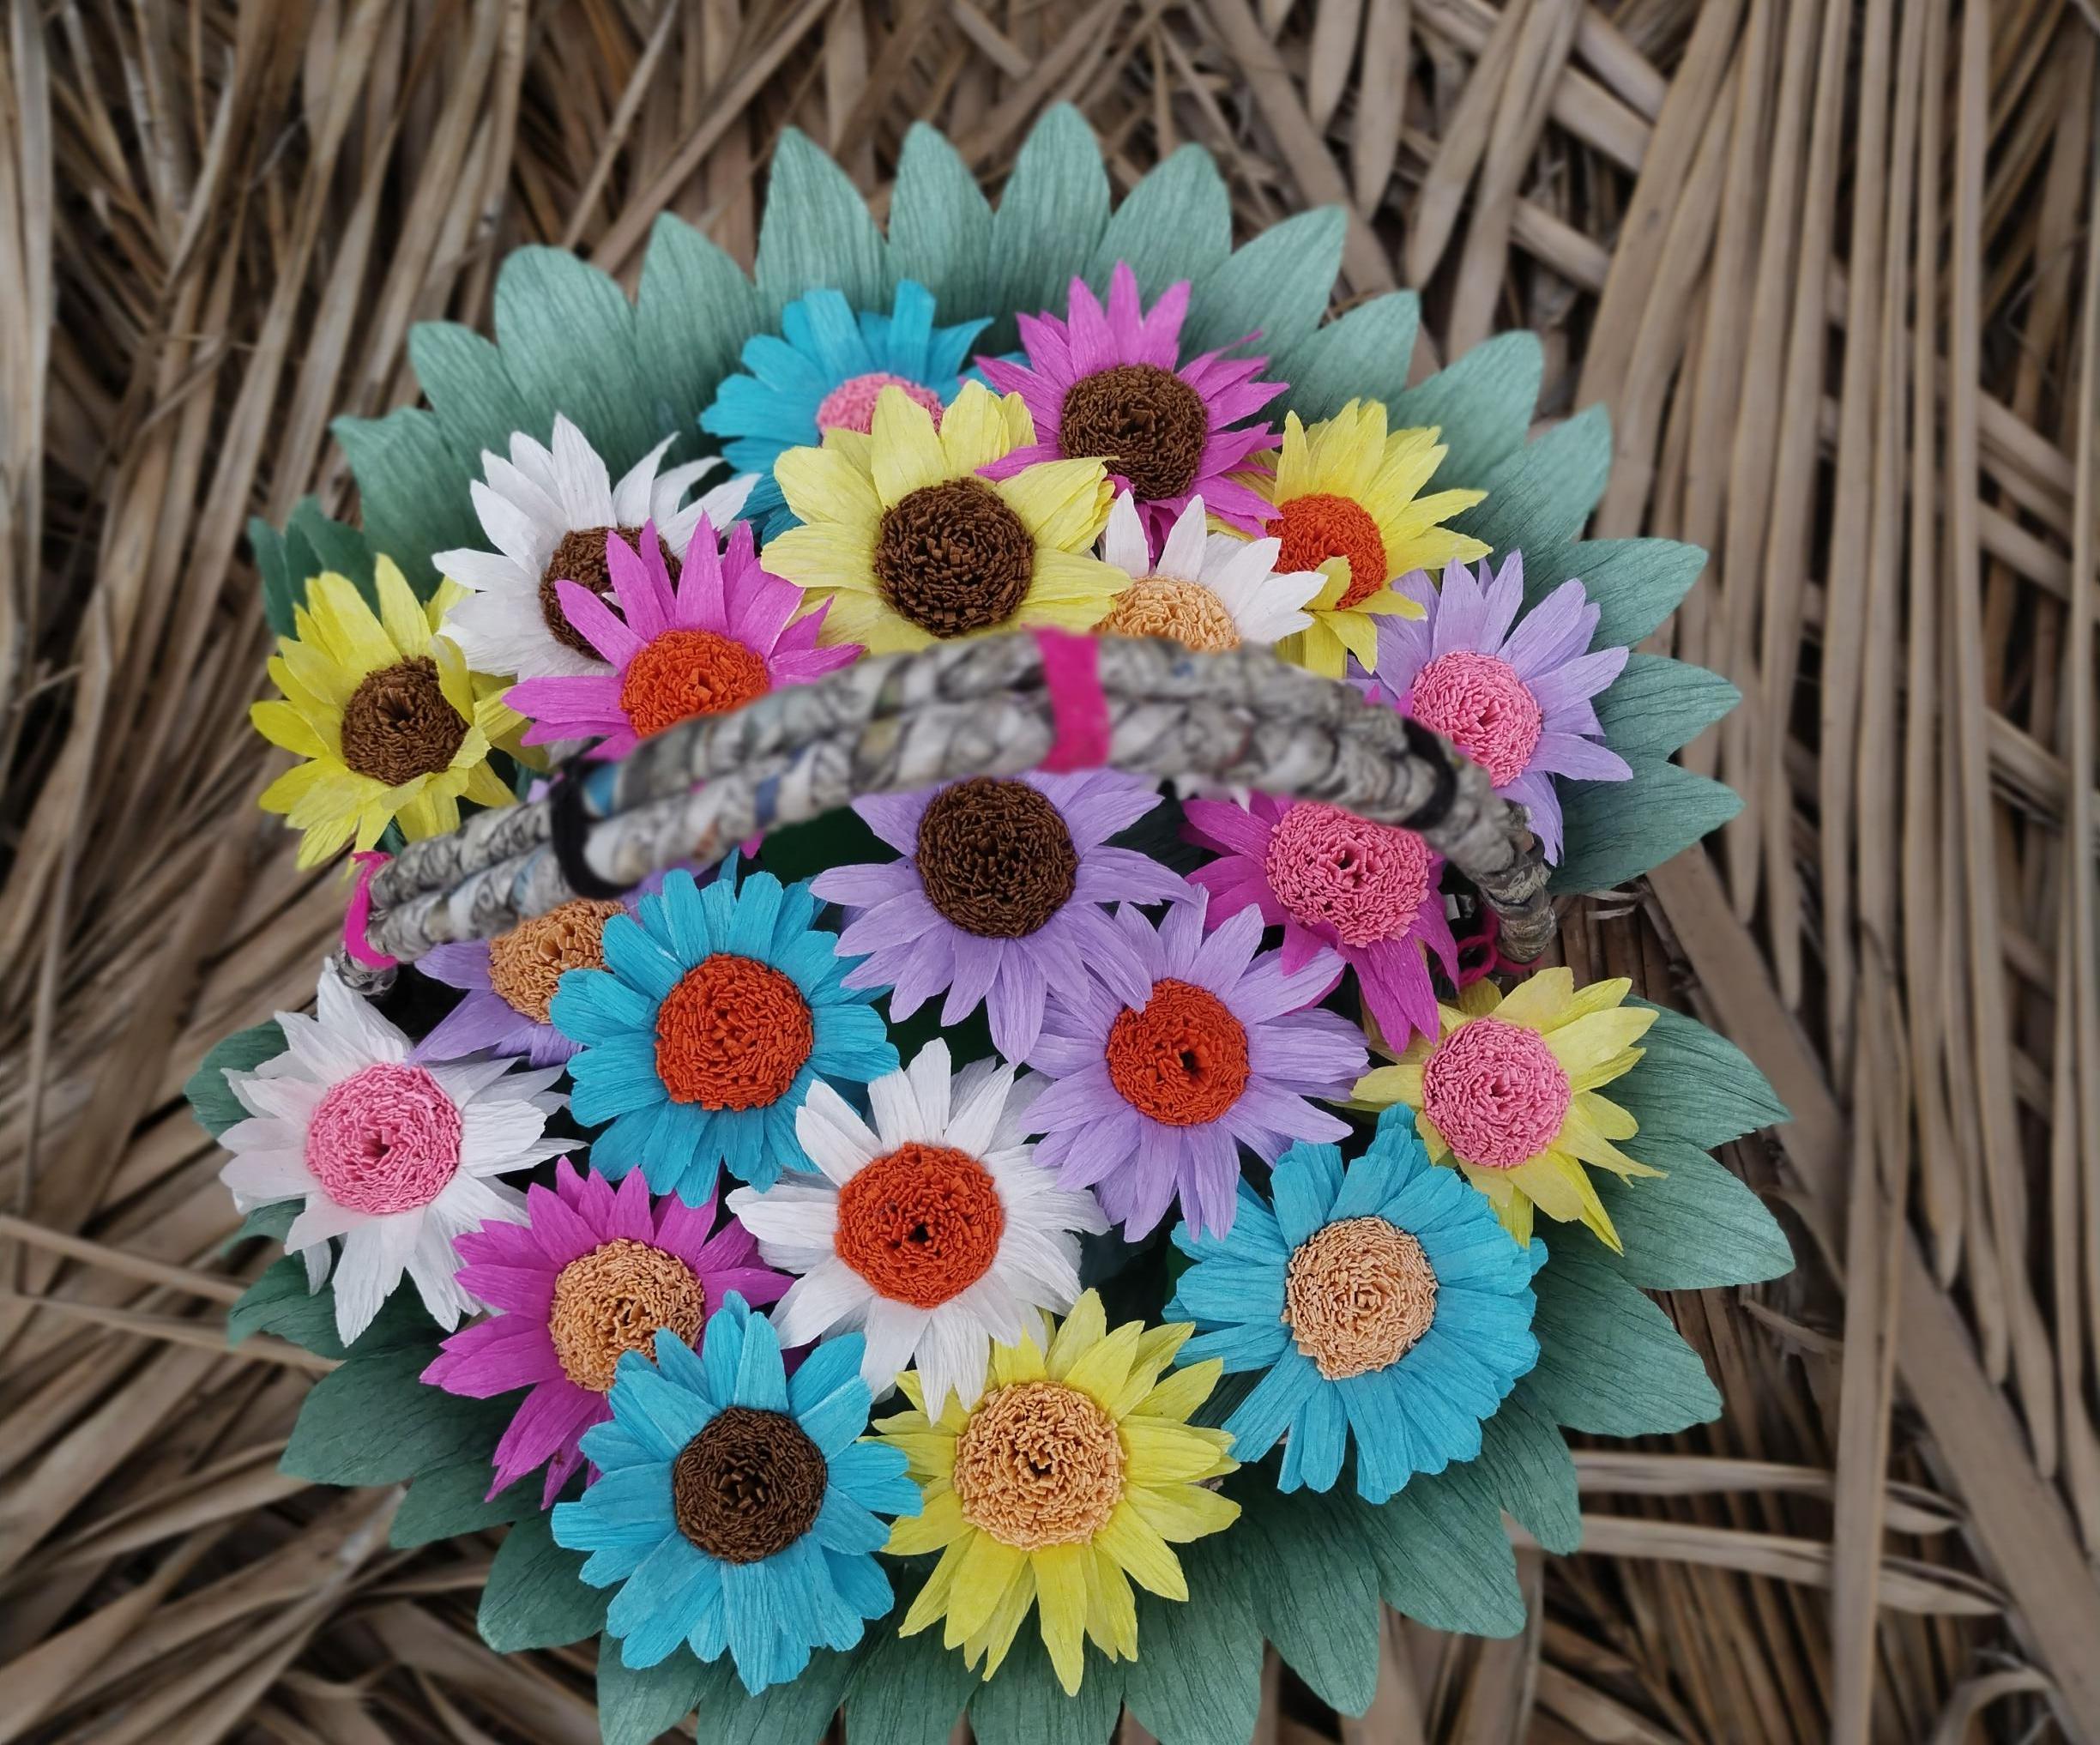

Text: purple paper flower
xmin=414 ymin=899 xmax=628 ymax=1068
xmin=1371 ymin=553 xmax=1631 ymax=863
xmin=421 ymin=1160 xmax=788 ymax=1506
xmin=1023 ymin=889 xmax=1369 ymax=1239
xmin=1182 ymin=793 xmax=1457 ymax=1051
xmin=808 ymin=770 xmax=1190 ymax=1063
xmin=976 ymin=262 xmax=1284 ymax=537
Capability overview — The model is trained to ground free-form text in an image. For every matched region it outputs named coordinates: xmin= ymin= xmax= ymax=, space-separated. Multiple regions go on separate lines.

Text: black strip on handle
xmin=546 ymin=760 xmax=627 ymax=900
xmin=1397 ymin=717 xmax=1460 ymax=832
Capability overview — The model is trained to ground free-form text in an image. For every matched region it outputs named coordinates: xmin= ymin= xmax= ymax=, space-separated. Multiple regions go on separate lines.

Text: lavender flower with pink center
xmin=1024 ymin=889 xmax=1368 ymax=1239
xmin=1372 ymin=553 xmax=1632 ymax=862
xmin=504 ymin=516 xmax=859 ymax=759
xmin=808 ymin=770 xmax=1191 ymax=1064
xmin=1182 ymin=793 xmax=1457 ymax=1051
xmin=422 ymin=1159 xmax=788 ymax=1506
xmin=976 ymin=261 xmax=1283 ymax=538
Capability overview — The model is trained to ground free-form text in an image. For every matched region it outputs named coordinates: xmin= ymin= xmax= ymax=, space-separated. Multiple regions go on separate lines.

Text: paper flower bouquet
xmin=190 ymin=109 xmax=1792 ymax=1745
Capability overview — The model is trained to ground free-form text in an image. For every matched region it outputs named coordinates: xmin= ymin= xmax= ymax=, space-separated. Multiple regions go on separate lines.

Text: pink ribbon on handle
xmin=342 ymin=850 xmax=399 ymax=969
xmin=1033 ymin=628 xmax=1112 ymax=773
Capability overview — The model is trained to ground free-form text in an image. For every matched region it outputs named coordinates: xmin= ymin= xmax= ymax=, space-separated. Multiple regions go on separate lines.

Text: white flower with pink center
xmin=218 ymin=967 xmax=570 ymax=1344
xmin=1370 ymin=552 xmax=1632 ymax=862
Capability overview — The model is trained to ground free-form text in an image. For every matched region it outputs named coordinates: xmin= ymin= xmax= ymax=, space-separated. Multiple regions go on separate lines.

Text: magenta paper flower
xmin=1372 ymin=553 xmax=1632 ymax=862
xmin=1182 ymin=793 xmax=1457 ymax=1051
xmin=976 ymin=262 xmax=1283 ymax=537
xmin=504 ymin=515 xmax=859 ymax=758
xmin=421 ymin=1159 xmax=788 ymax=1505
xmin=808 ymin=770 xmax=1191 ymax=1063
xmin=1024 ymin=888 xmax=1368 ymax=1239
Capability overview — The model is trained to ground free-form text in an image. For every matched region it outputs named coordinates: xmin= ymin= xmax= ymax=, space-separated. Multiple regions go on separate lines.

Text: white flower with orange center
xmin=727 ymin=1041 xmax=1107 ymax=1415
xmin=1095 ymin=492 xmax=1322 ymax=653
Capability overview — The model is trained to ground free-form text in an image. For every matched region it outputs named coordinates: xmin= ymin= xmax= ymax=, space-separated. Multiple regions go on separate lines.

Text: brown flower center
xmin=618 ymin=628 xmax=771 ymax=740
xmin=833 ymin=1142 xmax=1005 ymax=1308
xmin=338 ymin=655 xmax=468 ymax=786
xmin=486 ymin=898 xmax=625 ymax=1023
xmin=547 ymin=1238 xmax=706 ymax=1393
xmin=1057 ymin=364 xmax=1209 ymax=501
xmin=653 ymin=953 xmax=814 ymax=1109
xmin=670 ymin=1405 xmax=827 ymax=1563
xmin=952 ymin=1380 xmax=1125 ymax=1549
xmin=1283 ymin=1217 xmax=1438 ymax=1380
xmin=1104 ymin=978 xmax=1251 ymax=1126
xmin=1276 ymin=492 xmax=1390 ymax=611
xmin=1100 ymin=576 xmax=1242 ymax=653
xmin=872 ymin=478 xmax=1035 ymax=638
xmin=538 ymin=525 xmax=678 ymax=655
xmin=914 ymin=776 xmax=1078 ymax=939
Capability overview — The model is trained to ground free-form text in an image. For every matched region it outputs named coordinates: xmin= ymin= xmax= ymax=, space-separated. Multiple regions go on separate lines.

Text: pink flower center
xmin=305 ymin=1063 xmax=464 ymax=1213
xmin=1262 ymin=801 xmax=1433 ymax=948
xmin=1420 ymin=1017 xmax=1570 ymax=1168
xmin=1409 ymin=651 xmax=1543 ymax=788
xmin=816 ymin=372 xmax=945 ymax=436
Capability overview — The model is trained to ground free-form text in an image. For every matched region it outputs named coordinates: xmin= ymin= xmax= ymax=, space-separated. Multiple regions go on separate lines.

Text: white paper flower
xmin=727 ymin=1040 xmax=1107 ymax=1416
xmin=434 ymin=413 xmax=758 ymax=681
xmin=218 ymin=967 xmax=570 ymax=1345
xmin=1097 ymin=491 xmax=1325 ymax=650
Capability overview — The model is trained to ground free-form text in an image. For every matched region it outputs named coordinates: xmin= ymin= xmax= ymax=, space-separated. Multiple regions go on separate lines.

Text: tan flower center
xmin=547 ymin=1237 xmax=705 ymax=1393
xmin=952 ymin=1380 xmax=1125 ymax=1549
xmin=1283 ymin=1217 xmax=1438 ymax=1380
xmin=1100 ymin=576 xmax=1242 ymax=653
xmin=486 ymin=898 xmax=625 ymax=1023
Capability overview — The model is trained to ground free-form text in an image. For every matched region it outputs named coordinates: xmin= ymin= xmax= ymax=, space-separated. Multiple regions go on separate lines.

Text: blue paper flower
xmin=553 ymin=1295 xmax=920 ymax=1694
xmin=1166 ymin=1105 xmax=1545 ymax=1502
xmin=699 ymin=281 xmax=990 ymax=534
xmin=550 ymin=860 xmax=896 ymax=1199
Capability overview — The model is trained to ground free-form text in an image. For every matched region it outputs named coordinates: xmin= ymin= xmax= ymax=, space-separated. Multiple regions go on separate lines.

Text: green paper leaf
xmin=984 ymin=105 xmax=1111 ymax=353
xmin=492 ymin=246 xmax=661 ymax=476
xmin=409 ymin=322 xmax=535 ymax=480
xmin=1594 ymin=654 xmax=1739 ymax=760
xmin=287 ymin=498 xmax=379 ymax=599
xmin=332 ymin=406 xmax=481 ymax=592
xmin=392 ymin=1456 xmax=544 ymax=1549
xmin=1120 ymin=1534 xmax=1264 ymax=1745
xmin=757 ymin=129 xmax=891 ymax=321
xmin=226 ymin=1255 xmax=339 ymax=1353
xmin=636 ymin=215 xmax=764 ymax=450
xmin=1386 ymin=330 xmax=1542 ymax=493
xmin=1237 ymin=1481 xmax=1381 ymax=1714
xmin=1532 ymin=535 xmax=1707 ymax=646
xmin=1356 ymin=1460 xmax=1526 ymax=1635
xmin=890 ymin=123 xmax=996 ymax=323
xmin=1471 ymin=1397 xmax=1581 ymax=1555
xmin=250 ymin=518 xmax=297 ymax=637
xmin=184 ymin=1020 xmax=284 ymax=1137
xmin=1615 ymin=1005 xmax=1790 ymax=1147
xmin=1595 ymin=1137 xmax=1794 ymax=1290
xmin=281 ymin=1343 xmax=510 ymax=1484
xmin=479 ymin=1508 xmax=607 ymax=1651
xmin=225 ymin=1199 xmax=300 ymax=1250
xmin=1276 ymin=292 xmax=1421 ymax=422
xmin=597 ymin=1635 xmax=721 ymax=1745
xmin=1452 ymin=404 xmax=1611 ymax=558
xmin=1548 ymin=759 xmax=1743 ymax=896
xmin=1182 ymin=209 xmax=1345 ymax=360
xmin=703 ymin=1645 xmax=865 ymax=1745
xmin=965 ymin=1630 xmax=1120 ymax=1745
xmin=842 ymin=1619 xmax=982 ymax=1745
xmin=1088 ymin=144 xmax=1233 ymax=300
xmin=1526 ymin=1245 xmax=1722 ymax=1435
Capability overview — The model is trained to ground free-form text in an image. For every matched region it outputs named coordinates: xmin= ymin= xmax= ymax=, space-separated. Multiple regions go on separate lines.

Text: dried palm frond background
xmin=1 ymin=0 xmax=2096 ymax=1740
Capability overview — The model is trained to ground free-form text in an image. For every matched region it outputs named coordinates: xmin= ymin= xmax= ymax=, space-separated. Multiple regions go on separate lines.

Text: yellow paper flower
xmin=1249 ymin=399 xmax=1489 ymax=677
xmin=250 ymin=560 xmax=519 ymax=868
xmin=1353 ymin=969 xmax=1662 ymax=1251
xmin=766 ymin=382 xmax=1126 ymax=654
xmin=876 ymin=1289 xmax=1239 ymax=1694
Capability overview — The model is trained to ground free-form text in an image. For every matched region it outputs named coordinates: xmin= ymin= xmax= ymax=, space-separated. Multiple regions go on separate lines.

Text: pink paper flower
xmin=976 ymin=262 xmax=1283 ymax=538
xmin=1182 ymin=793 xmax=1457 ymax=1051
xmin=421 ymin=1159 xmax=789 ymax=1505
xmin=504 ymin=516 xmax=859 ymax=758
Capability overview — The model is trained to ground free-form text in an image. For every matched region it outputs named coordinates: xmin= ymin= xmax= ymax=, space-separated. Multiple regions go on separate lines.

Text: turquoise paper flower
xmin=552 ymin=1295 xmax=919 ymax=1694
xmin=699 ymin=281 xmax=990 ymax=534
xmin=550 ymin=861 xmax=896 ymax=1199
xmin=1166 ymin=1105 xmax=1544 ymax=1502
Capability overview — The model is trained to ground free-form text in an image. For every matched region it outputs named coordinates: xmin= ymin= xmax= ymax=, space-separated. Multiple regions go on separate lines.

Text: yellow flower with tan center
xmin=1248 ymin=399 xmax=1490 ymax=678
xmin=1353 ymin=969 xmax=1662 ymax=1251
xmin=875 ymin=1289 xmax=1239 ymax=1694
xmin=250 ymin=561 xmax=521 ymax=868
xmin=765 ymin=382 xmax=1127 ymax=654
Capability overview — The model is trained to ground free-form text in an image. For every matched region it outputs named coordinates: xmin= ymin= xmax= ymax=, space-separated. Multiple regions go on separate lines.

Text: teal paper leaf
xmin=965 ymin=1630 xmax=1121 ymax=1745
xmin=1595 ymin=1136 xmax=1794 ymax=1290
xmin=250 ymin=518 xmax=297 ymax=638
xmin=225 ymin=1199 xmax=299 ymax=1250
xmin=1354 ymin=1458 xmax=1525 ymax=1636
xmin=636 ymin=214 xmax=763 ymax=449
xmin=1087 ymin=144 xmax=1233 ymax=300
xmin=1276 ymin=292 xmax=1422 ymax=421
xmin=479 ymin=1508 xmax=607 ymax=1651
xmin=184 ymin=1021 xmax=284 ymax=1138
xmin=1536 ymin=535 xmax=1707 ymax=646
xmin=1471 ymin=1397 xmax=1581 ymax=1555
xmin=597 ymin=1635 xmax=721 ymax=1745
xmin=983 ymin=106 xmax=1111 ymax=353
xmin=1548 ymin=759 xmax=1743 ymax=895
xmin=226 ymin=1255 xmax=338 ymax=1353
xmin=1119 ymin=1533 xmax=1264 ymax=1745
xmin=704 ymin=1645 xmax=866 ymax=1745
xmin=889 ymin=124 xmax=996 ymax=323
xmin=1386 ymin=330 xmax=1542 ymax=494
xmin=391 ymin=1455 xmax=543 ymax=1549
xmin=492 ymin=246 xmax=661 ymax=476
xmin=1615 ymin=1005 xmax=1790 ymax=1148
xmin=1594 ymin=654 xmax=1740 ymax=760
xmin=1452 ymin=404 xmax=1612 ymax=559
xmin=281 ymin=1343 xmax=510 ymax=1483
xmin=842 ymin=1618 xmax=982 ymax=1745
xmin=1525 ymin=1245 xmax=1722 ymax=1435
xmin=1182 ymin=208 xmax=1345 ymax=361
xmin=1237 ymin=1481 xmax=1381 ymax=1714
xmin=756 ymin=130 xmax=891 ymax=321
xmin=287 ymin=498 xmax=378 ymax=599
xmin=332 ymin=406 xmax=481 ymax=592
xmin=408 ymin=322 xmax=535 ymax=481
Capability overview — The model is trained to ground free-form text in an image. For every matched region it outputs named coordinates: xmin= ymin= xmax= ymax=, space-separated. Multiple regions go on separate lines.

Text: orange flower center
xmin=653 ymin=952 xmax=813 ymax=1109
xmin=833 ymin=1142 xmax=1006 ymax=1307
xmin=1103 ymin=978 xmax=1251 ymax=1126
xmin=618 ymin=628 xmax=771 ymax=741
xmin=547 ymin=1238 xmax=706 ymax=1393
xmin=952 ymin=1380 xmax=1125 ymax=1549
xmin=1276 ymin=492 xmax=1389 ymax=611
xmin=1283 ymin=1217 xmax=1438 ymax=1380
